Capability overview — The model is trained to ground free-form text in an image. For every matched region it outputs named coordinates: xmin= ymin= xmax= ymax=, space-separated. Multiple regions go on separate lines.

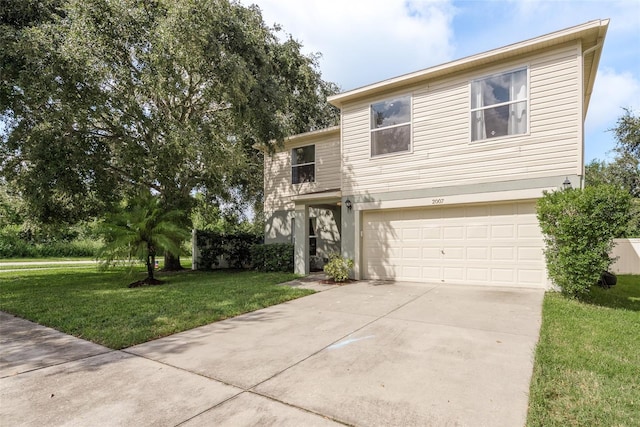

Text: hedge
xmin=250 ymin=243 xmax=294 ymax=272
xmin=194 ymin=230 xmax=263 ymax=270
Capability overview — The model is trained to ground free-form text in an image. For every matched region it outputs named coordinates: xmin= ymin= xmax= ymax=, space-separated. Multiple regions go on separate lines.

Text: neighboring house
xmin=258 ymin=19 xmax=609 ymax=288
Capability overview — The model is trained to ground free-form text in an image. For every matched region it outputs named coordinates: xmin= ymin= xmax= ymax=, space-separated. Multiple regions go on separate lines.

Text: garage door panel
xmin=443 ymin=247 xmax=464 ymax=260
xmin=467 ymin=247 xmax=489 ymax=260
xmin=491 ymin=247 xmax=515 ymax=261
xmin=402 ymin=247 xmax=421 ymax=259
xmin=491 ymin=268 xmax=515 ymax=283
xmin=367 ymin=263 xmax=397 ymax=279
xmin=443 ymin=267 xmax=464 ymax=280
xmin=443 ymin=226 xmax=464 ymax=239
xmin=422 ymin=247 xmax=441 ymax=259
xmin=517 ymin=224 xmax=542 ymax=238
xmin=518 ymin=269 xmax=544 ymax=284
xmin=491 ymin=224 xmax=515 ymax=238
xmin=363 ymin=201 xmax=546 ymax=287
xmin=402 ymin=228 xmax=421 ymax=240
xmin=421 ymin=266 xmax=441 ymax=278
xmin=422 ymin=226 xmax=441 ymax=239
xmin=518 ymin=247 xmax=543 ymax=261
xmin=401 ymin=265 xmax=422 ymax=279
xmin=467 ymin=268 xmax=489 ymax=281
xmin=467 ymin=225 xmax=489 ymax=239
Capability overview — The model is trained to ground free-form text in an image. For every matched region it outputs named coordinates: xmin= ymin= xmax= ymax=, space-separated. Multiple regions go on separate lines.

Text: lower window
xmin=371 ymin=124 xmax=411 ymax=156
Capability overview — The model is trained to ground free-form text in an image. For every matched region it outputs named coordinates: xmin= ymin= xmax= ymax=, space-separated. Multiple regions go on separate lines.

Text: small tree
xmin=98 ymin=191 xmax=189 ymax=287
xmin=537 ymin=185 xmax=631 ymax=298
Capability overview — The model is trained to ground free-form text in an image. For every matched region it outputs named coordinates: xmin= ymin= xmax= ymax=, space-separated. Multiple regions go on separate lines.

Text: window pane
xmin=309 ymin=218 xmax=317 ymax=237
xmin=483 ymin=104 xmax=510 ymax=138
xmin=471 ymin=101 xmax=527 ymax=141
xmin=471 ymin=69 xmax=527 ymax=109
xmin=292 ymin=164 xmax=315 ymax=184
xmin=309 ymin=237 xmax=317 ymax=256
xmin=371 ymin=124 xmax=410 ymax=156
xmin=292 ymin=145 xmax=314 ymax=165
xmin=371 ymin=96 xmax=411 ymax=129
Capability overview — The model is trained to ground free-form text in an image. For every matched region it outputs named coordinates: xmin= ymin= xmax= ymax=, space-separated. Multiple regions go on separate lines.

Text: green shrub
xmin=250 ymin=243 xmax=294 ymax=272
xmin=0 ymin=225 xmax=33 ymax=257
xmin=195 ymin=230 xmax=263 ymax=269
xmin=323 ymin=253 xmax=354 ymax=282
xmin=537 ymin=185 xmax=631 ymax=298
xmin=0 ymin=225 xmax=101 ymax=258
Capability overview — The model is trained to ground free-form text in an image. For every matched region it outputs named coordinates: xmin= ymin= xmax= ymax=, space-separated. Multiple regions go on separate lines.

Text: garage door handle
xmin=441 ymin=250 xmax=445 ymax=254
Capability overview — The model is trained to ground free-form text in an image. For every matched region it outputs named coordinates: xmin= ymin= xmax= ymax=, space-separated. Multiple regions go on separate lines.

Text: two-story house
xmin=260 ymin=19 xmax=608 ymax=288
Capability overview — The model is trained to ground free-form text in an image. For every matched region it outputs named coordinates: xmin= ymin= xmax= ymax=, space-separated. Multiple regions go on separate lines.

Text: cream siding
xmin=263 ymin=131 xmax=341 ymax=216
xmin=341 ymin=42 xmax=582 ymax=196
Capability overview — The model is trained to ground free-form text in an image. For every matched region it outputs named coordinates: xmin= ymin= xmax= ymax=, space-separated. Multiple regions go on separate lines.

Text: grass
xmin=0 ymin=266 xmax=310 ymax=349
xmin=0 ymin=257 xmax=193 ymax=271
xmin=527 ymin=275 xmax=640 ymax=426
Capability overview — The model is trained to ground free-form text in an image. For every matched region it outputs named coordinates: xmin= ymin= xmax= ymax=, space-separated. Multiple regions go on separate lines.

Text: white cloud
xmin=586 ymin=67 xmax=640 ymax=133
xmin=584 ymin=67 xmax=640 ymax=161
xmin=247 ymin=0 xmax=456 ymax=90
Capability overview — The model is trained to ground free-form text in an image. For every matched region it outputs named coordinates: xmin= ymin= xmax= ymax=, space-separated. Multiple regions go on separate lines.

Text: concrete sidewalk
xmin=0 ymin=279 xmax=544 ymax=426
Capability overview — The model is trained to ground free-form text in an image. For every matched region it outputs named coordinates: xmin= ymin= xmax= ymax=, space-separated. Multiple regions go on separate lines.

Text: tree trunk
xmin=147 ymin=243 xmax=156 ymax=280
xmin=163 ymin=252 xmax=183 ymax=271
xmin=146 ymin=254 xmax=155 ymax=280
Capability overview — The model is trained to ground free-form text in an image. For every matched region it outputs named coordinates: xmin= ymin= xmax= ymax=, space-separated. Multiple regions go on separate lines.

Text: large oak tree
xmin=1 ymin=0 xmax=339 ymax=268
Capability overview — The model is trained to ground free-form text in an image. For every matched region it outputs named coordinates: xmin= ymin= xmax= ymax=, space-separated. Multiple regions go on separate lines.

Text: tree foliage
xmin=1 ymin=0 xmax=339 ymax=232
xmin=585 ymin=153 xmax=639 ymax=198
xmin=98 ymin=190 xmax=189 ymax=285
xmin=585 ymin=108 xmax=640 ymax=237
xmin=537 ymin=185 xmax=631 ymax=298
xmin=611 ymin=107 xmax=640 ymax=159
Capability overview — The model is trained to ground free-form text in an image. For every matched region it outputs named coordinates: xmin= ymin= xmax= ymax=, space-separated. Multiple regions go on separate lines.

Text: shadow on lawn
xmin=583 ymin=275 xmax=640 ymax=312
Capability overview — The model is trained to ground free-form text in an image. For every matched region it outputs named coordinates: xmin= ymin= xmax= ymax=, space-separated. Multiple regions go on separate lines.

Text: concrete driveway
xmin=0 ymin=280 xmax=544 ymax=426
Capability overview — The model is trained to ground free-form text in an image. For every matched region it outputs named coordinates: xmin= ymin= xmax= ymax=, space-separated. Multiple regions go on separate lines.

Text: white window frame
xmin=291 ymin=145 xmax=315 ymax=184
xmin=469 ymin=67 xmax=530 ymax=143
xmin=369 ymin=94 xmax=413 ymax=158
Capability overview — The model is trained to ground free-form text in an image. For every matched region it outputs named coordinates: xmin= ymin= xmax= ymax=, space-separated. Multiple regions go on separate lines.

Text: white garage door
xmin=363 ymin=201 xmax=546 ymax=287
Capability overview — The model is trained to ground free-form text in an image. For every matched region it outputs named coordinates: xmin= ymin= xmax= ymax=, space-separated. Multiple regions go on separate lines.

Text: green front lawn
xmin=527 ymin=275 xmax=640 ymax=426
xmin=0 ymin=267 xmax=309 ymax=349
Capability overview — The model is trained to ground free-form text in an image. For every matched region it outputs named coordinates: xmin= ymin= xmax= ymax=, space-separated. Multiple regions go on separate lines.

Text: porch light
xmin=562 ymin=177 xmax=572 ymax=190
xmin=345 ymin=199 xmax=352 ymax=211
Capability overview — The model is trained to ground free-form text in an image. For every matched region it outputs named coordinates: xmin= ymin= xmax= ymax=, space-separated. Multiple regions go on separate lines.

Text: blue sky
xmin=246 ymin=0 xmax=640 ymax=163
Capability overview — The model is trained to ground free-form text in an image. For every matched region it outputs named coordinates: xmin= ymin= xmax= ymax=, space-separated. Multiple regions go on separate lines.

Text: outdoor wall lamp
xmin=562 ymin=177 xmax=572 ymax=190
xmin=345 ymin=199 xmax=353 ymax=211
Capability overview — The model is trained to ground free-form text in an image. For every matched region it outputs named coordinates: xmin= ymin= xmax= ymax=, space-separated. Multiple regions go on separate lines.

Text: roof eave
xmin=328 ymin=19 xmax=610 ymax=108
xmin=253 ymin=125 xmax=340 ymax=152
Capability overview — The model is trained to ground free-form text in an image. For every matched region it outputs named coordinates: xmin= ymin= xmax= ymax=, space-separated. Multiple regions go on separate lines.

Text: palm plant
xmin=98 ymin=190 xmax=189 ymax=287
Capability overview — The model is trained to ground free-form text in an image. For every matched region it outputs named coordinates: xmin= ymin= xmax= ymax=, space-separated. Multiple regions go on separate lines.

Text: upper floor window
xmin=292 ymin=145 xmax=315 ymax=184
xmin=370 ymin=95 xmax=411 ymax=157
xmin=471 ymin=68 xmax=528 ymax=141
